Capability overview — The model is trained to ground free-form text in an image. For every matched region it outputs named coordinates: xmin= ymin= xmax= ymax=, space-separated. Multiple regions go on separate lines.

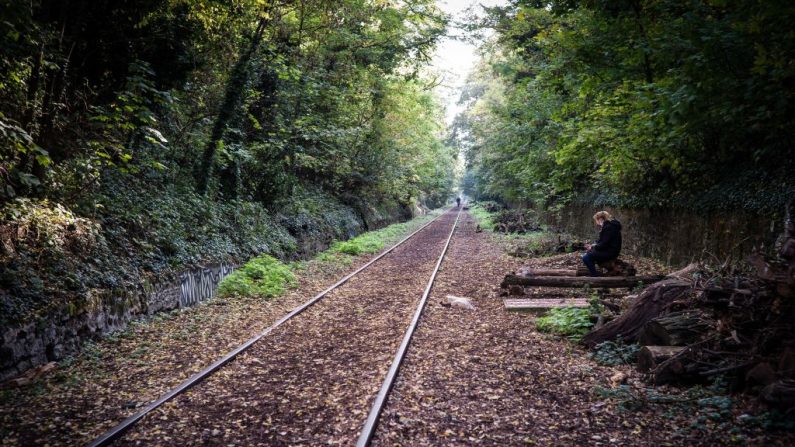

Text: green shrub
xmin=536 ymin=307 xmax=593 ymax=339
xmin=330 ymin=235 xmax=385 ymax=255
xmin=217 ymin=255 xmax=296 ymax=298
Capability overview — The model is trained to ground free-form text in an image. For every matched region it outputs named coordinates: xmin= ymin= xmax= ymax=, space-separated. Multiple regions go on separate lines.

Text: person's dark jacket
xmin=590 ymin=219 xmax=622 ymax=261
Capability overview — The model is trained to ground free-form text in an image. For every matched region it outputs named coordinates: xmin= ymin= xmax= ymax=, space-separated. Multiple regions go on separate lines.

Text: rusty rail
xmin=356 ymin=206 xmax=462 ymax=447
xmin=85 ymin=209 xmax=453 ymax=447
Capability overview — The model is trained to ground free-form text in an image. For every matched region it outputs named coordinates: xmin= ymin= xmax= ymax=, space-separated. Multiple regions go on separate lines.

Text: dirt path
xmin=113 ymin=210 xmax=459 ymax=446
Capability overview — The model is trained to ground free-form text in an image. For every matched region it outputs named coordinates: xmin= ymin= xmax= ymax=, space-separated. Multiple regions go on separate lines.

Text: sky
xmin=430 ymin=0 xmax=508 ymax=125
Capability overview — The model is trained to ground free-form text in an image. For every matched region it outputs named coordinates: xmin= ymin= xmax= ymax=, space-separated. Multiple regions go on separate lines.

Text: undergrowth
xmin=469 ymin=203 xmax=578 ymax=257
xmin=217 ymin=210 xmax=442 ymax=298
xmin=469 ymin=204 xmax=496 ymax=232
xmin=589 ymin=378 xmax=788 ymax=440
xmin=591 ymin=338 xmax=641 ymax=366
xmin=217 ymin=255 xmax=296 ymax=298
xmin=536 ymin=307 xmax=594 ymax=340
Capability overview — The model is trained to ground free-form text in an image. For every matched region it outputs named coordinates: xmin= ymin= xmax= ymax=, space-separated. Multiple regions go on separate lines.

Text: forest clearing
xmin=1 ymin=0 xmax=794 ymax=446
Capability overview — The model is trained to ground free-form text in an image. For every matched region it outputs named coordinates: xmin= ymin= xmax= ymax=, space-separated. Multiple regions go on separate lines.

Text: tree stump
xmin=637 ymin=346 xmax=685 ymax=372
xmin=639 ymin=310 xmax=715 ymax=346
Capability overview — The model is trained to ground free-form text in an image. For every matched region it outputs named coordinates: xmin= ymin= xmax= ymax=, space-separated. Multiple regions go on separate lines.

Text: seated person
xmin=582 ymin=211 xmax=622 ymax=276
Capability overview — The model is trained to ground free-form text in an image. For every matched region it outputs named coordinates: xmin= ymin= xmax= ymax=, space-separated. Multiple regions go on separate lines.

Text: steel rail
xmin=355 ymin=206 xmax=462 ymax=447
xmin=85 ymin=209 xmax=452 ymax=447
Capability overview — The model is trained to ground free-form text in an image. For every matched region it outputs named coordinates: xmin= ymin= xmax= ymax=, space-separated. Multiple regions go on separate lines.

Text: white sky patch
xmin=430 ymin=0 xmax=508 ymax=125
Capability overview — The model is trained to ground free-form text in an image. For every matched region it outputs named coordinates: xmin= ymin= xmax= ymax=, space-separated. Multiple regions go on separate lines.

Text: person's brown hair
xmin=592 ymin=210 xmax=613 ymax=224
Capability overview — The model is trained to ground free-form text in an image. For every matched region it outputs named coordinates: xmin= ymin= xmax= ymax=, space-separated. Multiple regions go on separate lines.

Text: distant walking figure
xmin=582 ymin=211 xmax=622 ymax=276
xmin=456 ymin=197 xmax=461 ymax=208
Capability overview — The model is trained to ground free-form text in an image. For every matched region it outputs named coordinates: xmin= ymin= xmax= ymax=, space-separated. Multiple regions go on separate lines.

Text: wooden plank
xmin=501 ymin=274 xmax=665 ymax=289
xmin=504 ymin=298 xmax=589 ymax=313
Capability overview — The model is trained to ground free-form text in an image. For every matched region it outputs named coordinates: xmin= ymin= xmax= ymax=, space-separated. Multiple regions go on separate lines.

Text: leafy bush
xmin=217 ymin=255 xmax=296 ymax=299
xmin=535 ymin=307 xmax=593 ymax=339
xmin=591 ymin=338 xmax=641 ymax=366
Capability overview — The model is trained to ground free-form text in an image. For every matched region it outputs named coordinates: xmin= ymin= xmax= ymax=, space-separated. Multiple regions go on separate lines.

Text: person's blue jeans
xmin=582 ymin=253 xmax=600 ymax=277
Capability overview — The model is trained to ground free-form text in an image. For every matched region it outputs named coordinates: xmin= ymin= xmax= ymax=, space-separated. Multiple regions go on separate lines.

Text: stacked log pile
xmin=581 ymin=210 xmax=795 ymax=411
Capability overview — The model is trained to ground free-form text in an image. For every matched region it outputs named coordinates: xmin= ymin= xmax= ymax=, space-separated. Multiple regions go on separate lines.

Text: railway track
xmin=87 ymin=207 xmax=462 ymax=447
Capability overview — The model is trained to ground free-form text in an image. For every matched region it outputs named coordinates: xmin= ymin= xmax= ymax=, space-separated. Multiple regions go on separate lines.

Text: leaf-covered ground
xmin=372 ymin=212 xmax=794 ymax=446
xmin=114 ymin=210 xmax=460 ymax=446
xmin=2 ymin=210 xmax=793 ymax=446
xmin=0 ymin=213 xmax=440 ymax=447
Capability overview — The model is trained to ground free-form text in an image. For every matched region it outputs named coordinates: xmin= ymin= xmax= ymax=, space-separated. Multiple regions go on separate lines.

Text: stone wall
xmin=0 ymin=200 xmax=413 ymax=381
xmin=0 ymin=263 xmax=236 ymax=381
xmin=549 ymin=205 xmax=783 ymax=266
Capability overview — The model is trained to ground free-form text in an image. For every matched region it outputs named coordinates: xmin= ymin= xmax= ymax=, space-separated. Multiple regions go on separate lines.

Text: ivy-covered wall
xmin=0 ymin=186 xmax=412 ymax=379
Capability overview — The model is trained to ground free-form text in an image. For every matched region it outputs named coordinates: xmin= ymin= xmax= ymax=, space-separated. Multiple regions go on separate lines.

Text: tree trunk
xmin=639 ymin=310 xmax=715 ymax=346
xmin=580 ymin=278 xmax=692 ymax=348
xmin=501 ymin=274 xmax=664 ymax=289
xmin=196 ymin=19 xmax=267 ymax=194
xmin=637 ymin=346 xmax=684 ymax=372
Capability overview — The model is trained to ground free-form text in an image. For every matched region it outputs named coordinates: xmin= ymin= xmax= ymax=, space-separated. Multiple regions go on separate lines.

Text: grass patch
xmin=217 ymin=254 xmax=296 ymax=299
xmin=330 ymin=235 xmax=385 ymax=256
xmin=469 ymin=204 xmax=496 ymax=231
xmin=217 ymin=210 xmax=443 ymax=298
xmin=471 ymin=204 xmax=572 ymax=258
xmin=536 ymin=307 xmax=594 ymax=340
xmin=327 ymin=210 xmax=442 ymax=257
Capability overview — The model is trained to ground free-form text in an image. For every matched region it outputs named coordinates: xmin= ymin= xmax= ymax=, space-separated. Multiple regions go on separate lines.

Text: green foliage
xmin=1 ymin=0 xmax=454 ymax=210
xmin=468 ymin=204 xmax=496 ymax=232
xmin=591 ymin=338 xmax=641 ymax=366
xmin=329 ymin=213 xmax=439 ymax=256
xmin=594 ymin=378 xmax=735 ymax=434
xmin=536 ymin=307 xmax=593 ymax=339
xmin=0 ymin=0 xmax=458 ymax=325
xmin=458 ymin=1 xmax=795 ymax=211
xmin=331 ymin=236 xmax=385 ymax=256
xmin=217 ymin=255 xmax=296 ymax=299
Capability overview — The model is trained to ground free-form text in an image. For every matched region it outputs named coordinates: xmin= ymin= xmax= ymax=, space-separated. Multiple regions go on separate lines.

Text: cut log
xmin=666 ymin=263 xmax=700 ymax=280
xmin=501 ymin=275 xmax=664 ymax=289
xmin=581 ymin=278 xmax=692 ymax=348
xmin=639 ymin=310 xmax=715 ymax=346
xmin=517 ymin=267 xmax=595 ymax=277
xmin=637 ymin=346 xmax=684 ymax=372
xmin=517 ymin=267 xmax=577 ymax=277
